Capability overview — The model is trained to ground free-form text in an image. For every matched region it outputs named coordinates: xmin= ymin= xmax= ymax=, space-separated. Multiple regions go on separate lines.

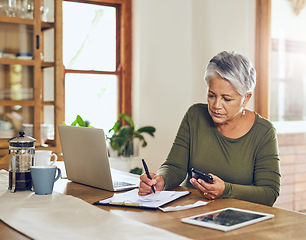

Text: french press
xmin=8 ymin=132 xmax=36 ymax=192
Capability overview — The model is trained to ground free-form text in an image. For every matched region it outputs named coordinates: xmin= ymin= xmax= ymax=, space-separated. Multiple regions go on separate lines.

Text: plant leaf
xmin=136 ymin=126 xmax=156 ymax=136
xmin=130 ymin=167 xmax=143 ymax=175
xmin=85 ymin=120 xmax=90 ymax=127
xmin=141 ymin=139 xmax=147 ymax=147
xmin=119 ymin=126 xmax=133 ymax=138
xmin=71 ymin=119 xmax=77 ymax=126
xmin=108 ymin=120 xmax=122 ymax=134
xmin=120 ymin=113 xmax=134 ymax=129
xmin=77 ymin=115 xmax=85 ymax=126
xmin=110 ymin=135 xmax=126 ymax=152
xmin=134 ymin=133 xmax=147 ymax=147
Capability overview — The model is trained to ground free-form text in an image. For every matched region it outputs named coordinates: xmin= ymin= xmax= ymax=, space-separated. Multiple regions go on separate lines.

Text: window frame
xmin=255 ymin=0 xmax=271 ymax=119
xmin=255 ymin=0 xmax=306 ymax=133
xmin=62 ymin=0 xmax=132 ymax=118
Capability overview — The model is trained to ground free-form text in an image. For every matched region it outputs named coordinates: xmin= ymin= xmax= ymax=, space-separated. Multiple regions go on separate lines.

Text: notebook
xmin=58 ymin=125 xmax=140 ymax=192
xmin=94 ymin=189 xmax=191 ymax=210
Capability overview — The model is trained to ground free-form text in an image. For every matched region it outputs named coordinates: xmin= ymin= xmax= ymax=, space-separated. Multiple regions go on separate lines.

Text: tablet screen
xmin=181 ymin=207 xmax=274 ymax=231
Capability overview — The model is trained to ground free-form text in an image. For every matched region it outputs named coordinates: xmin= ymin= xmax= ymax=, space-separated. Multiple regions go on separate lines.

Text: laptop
xmin=58 ymin=125 xmax=140 ymax=192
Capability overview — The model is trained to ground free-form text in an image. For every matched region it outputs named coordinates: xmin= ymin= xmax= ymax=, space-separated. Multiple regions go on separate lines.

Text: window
xmin=62 ymin=0 xmax=131 ymax=131
xmin=255 ymin=0 xmax=306 ymax=133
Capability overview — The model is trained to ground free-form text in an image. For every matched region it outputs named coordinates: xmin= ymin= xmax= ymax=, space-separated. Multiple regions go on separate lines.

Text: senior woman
xmin=138 ymin=51 xmax=281 ymax=206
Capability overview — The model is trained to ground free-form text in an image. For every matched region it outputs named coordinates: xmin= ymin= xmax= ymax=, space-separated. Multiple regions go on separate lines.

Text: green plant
xmin=129 ymin=167 xmax=143 ymax=175
xmin=70 ymin=115 xmax=93 ymax=127
xmin=107 ymin=113 xmax=156 ymax=157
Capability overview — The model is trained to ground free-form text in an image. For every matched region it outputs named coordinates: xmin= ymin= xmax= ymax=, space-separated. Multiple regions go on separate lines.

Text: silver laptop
xmin=58 ymin=125 xmax=140 ymax=191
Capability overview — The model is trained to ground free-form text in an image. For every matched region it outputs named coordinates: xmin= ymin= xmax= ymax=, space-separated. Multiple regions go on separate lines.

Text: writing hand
xmin=138 ymin=173 xmax=165 ymax=196
xmin=190 ymin=173 xmax=225 ymax=200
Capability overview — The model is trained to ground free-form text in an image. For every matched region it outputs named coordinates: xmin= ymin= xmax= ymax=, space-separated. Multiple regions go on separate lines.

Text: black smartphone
xmin=191 ymin=168 xmax=213 ymax=184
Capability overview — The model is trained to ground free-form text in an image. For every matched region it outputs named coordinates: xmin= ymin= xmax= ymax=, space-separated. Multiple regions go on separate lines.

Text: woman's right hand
xmin=138 ymin=172 xmax=165 ymax=195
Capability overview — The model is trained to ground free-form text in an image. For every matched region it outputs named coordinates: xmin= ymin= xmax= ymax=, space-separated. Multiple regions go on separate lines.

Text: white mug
xmin=35 ymin=150 xmax=58 ymax=166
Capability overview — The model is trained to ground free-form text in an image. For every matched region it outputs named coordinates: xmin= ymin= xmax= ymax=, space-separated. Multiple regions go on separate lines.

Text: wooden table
xmin=1 ymin=165 xmax=306 ymax=240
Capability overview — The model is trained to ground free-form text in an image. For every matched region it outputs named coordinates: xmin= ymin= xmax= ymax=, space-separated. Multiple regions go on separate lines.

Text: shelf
xmin=0 ymin=0 xmax=63 ymax=154
xmin=0 ymin=17 xmax=54 ymax=31
xmin=0 ymin=59 xmax=55 ymax=67
xmin=0 ymin=58 xmax=35 ymax=66
xmin=0 ymin=16 xmax=34 ymax=25
xmin=0 ymin=100 xmax=35 ymax=106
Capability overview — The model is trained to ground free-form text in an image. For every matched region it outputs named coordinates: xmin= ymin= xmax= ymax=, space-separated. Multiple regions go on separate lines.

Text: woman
xmin=139 ymin=51 xmax=281 ymax=206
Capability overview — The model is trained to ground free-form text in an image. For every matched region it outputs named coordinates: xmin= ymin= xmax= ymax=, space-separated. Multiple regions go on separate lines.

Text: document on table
xmin=159 ymin=200 xmax=208 ymax=212
xmin=94 ymin=189 xmax=190 ymax=209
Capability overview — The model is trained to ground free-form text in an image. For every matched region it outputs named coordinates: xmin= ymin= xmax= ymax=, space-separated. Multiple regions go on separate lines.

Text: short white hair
xmin=204 ymin=51 xmax=256 ymax=96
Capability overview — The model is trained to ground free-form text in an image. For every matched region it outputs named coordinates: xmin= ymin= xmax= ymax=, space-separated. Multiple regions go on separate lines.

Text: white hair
xmin=204 ymin=51 xmax=256 ymax=96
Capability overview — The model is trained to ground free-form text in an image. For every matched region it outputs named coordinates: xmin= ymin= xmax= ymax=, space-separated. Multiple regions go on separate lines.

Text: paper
xmin=159 ymin=200 xmax=208 ymax=212
xmin=97 ymin=189 xmax=190 ymax=209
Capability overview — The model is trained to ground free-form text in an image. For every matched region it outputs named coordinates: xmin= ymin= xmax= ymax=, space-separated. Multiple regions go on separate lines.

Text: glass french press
xmin=8 ymin=132 xmax=36 ymax=192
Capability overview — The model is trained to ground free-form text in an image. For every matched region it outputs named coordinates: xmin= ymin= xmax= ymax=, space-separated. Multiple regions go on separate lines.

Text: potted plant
xmin=107 ymin=113 xmax=156 ymax=174
xmin=107 ymin=113 xmax=156 ymax=156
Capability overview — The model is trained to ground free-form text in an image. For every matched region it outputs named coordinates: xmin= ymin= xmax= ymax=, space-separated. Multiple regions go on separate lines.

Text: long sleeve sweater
xmin=157 ymin=104 xmax=281 ymax=206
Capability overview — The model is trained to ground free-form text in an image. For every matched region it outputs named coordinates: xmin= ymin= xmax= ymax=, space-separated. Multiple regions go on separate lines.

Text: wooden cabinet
xmin=0 ymin=0 xmax=63 ymax=157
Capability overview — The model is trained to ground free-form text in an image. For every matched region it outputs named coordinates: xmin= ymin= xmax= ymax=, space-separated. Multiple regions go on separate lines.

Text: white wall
xmin=133 ymin=0 xmax=255 ymax=171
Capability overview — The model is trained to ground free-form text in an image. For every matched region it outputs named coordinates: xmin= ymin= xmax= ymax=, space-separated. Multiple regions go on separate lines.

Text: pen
xmin=142 ymin=159 xmax=156 ymax=194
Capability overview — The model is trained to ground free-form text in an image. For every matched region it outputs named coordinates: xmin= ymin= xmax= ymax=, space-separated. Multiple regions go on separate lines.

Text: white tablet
xmin=181 ymin=207 xmax=274 ymax=232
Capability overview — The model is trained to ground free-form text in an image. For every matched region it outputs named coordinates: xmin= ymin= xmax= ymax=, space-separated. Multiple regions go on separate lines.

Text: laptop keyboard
xmin=113 ymin=181 xmax=134 ymax=188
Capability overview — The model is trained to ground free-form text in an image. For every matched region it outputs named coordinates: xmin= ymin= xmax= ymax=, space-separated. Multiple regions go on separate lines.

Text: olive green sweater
xmin=157 ymin=104 xmax=281 ymax=206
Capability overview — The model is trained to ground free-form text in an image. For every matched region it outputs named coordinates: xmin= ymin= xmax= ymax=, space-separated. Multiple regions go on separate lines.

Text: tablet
xmin=181 ymin=207 xmax=274 ymax=232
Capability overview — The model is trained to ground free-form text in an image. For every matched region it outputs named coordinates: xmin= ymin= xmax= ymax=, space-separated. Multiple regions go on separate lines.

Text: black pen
xmin=142 ymin=159 xmax=156 ymax=194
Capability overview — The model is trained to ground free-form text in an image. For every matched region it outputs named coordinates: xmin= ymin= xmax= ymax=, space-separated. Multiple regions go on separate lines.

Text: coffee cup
xmin=35 ymin=150 xmax=58 ymax=166
xmin=30 ymin=165 xmax=61 ymax=195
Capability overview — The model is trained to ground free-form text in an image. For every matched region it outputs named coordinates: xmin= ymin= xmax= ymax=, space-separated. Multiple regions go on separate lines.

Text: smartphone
xmin=191 ymin=168 xmax=213 ymax=184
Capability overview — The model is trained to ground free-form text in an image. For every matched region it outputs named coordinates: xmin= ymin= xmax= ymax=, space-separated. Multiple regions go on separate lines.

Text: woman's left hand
xmin=190 ymin=173 xmax=225 ymax=200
